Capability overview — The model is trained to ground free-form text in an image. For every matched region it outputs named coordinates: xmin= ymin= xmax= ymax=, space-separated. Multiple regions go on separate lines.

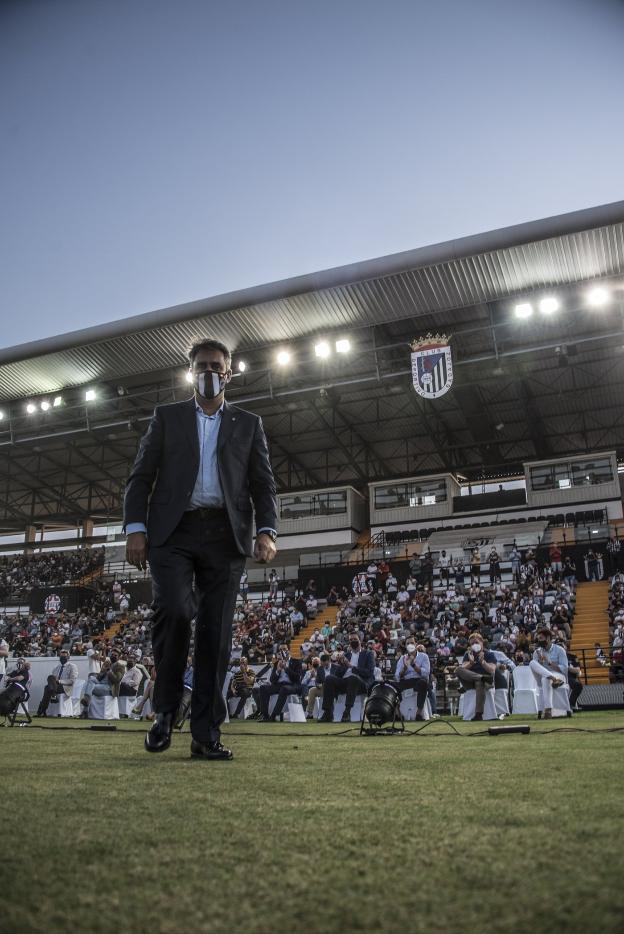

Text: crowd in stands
xmin=3 ymin=539 xmax=624 ymax=723
xmin=0 ymin=547 xmax=105 ymax=602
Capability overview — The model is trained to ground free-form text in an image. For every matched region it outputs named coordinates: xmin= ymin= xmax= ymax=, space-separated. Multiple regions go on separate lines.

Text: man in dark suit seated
xmin=319 ymin=636 xmax=375 ymax=723
xmin=253 ymin=646 xmax=303 ymax=721
xmin=124 ymin=338 xmax=278 ymax=761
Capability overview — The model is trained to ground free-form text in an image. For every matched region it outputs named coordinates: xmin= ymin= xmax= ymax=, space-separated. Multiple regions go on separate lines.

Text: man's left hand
xmin=254 ymin=533 xmax=277 ymax=564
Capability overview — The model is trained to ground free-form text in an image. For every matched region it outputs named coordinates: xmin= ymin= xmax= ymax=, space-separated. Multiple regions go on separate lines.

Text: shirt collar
xmin=195 ymin=400 xmax=224 ymax=418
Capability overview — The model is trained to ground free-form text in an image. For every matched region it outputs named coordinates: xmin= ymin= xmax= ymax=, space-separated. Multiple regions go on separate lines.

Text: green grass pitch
xmin=2 ymin=712 xmax=624 ymax=934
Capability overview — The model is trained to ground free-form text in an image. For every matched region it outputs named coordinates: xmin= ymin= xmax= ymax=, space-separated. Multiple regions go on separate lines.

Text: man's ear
xmin=224 ymin=369 xmax=232 ymax=384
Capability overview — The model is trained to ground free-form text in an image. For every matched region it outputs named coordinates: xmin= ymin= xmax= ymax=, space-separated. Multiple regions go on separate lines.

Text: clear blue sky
xmin=1 ymin=0 xmax=623 ymax=349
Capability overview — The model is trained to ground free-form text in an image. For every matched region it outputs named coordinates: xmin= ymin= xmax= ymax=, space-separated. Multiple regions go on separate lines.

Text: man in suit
xmin=319 ymin=636 xmax=375 ymax=723
xmin=124 ymin=338 xmax=277 ymax=760
xmin=36 ymin=649 xmax=78 ymax=716
xmin=253 ymin=645 xmax=303 ymax=721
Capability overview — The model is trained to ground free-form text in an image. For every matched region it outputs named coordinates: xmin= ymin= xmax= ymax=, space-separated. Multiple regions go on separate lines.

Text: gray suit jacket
xmin=123 ymin=398 xmax=277 ymax=556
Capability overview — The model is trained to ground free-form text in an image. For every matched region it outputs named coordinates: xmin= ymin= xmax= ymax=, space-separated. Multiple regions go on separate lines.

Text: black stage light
xmin=360 ymin=683 xmax=404 ymax=735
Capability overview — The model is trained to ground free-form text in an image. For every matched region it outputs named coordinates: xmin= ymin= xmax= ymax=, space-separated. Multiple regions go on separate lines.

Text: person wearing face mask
xmin=124 ymin=338 xmax=278 ymax=761
xmin=318 ymin=636 xmax=375 ymax=722
xmin=455 ymin=633 xmax=497 ymax=721
xmin=36 ymin=649 xmax=78 ymax=717
xmin=390 ymin=642 xmax=430 ymax=720
xmin=529 ymin=628 xmax=568 ymax=719
xmin=79 ymin=650 xmax=126 ymax=717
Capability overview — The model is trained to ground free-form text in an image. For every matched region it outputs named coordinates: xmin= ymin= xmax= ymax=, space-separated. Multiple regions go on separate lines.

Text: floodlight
xmin=237 ymin=360 xmax=247 ymax=372
xmin=587 ymin=286 xmax=610 ymax=307
xmin=314 ymin=341 xmax=331 ymax=359
xmin=539 ymin=297 xmax=559 ymax=314
xmin=40 ymin=400 xmax=50 ymax=411
xmin=85 ymin=389 xmax=96 ymax=401
xmin=0 ymin=411 xmax=4 ymax=420
xmin=53 ymin=396 xmax=63 ymax=407
xmin=514 ymin=302 xmax=533 ymax=319
xmin=26 ymin=403 xmax=36 ymax=414
xmin=335 ymin=339 xmax=351 ymax=353
xmin=185 ymin=371 xmax=194 ymax=383
xmin=276 ymin=349 xmax=291 ymax=366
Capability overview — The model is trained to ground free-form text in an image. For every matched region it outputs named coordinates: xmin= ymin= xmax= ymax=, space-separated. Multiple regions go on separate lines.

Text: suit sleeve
xmin=123 ymin=408 xmax=164 ymax=532
xmin=248 ymin=416 xmax=278 ymax=534
xmin=353 ymin=652 xmax=374 ymax=681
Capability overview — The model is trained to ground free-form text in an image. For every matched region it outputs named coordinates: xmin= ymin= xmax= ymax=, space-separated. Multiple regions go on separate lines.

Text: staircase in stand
xmin=290 ymin=606 xmax=338 ymax=657
xmin=569 ymin=581 xmax=611 ymax=684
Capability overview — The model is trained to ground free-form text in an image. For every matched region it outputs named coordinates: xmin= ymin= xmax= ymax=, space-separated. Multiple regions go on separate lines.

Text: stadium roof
xmin=1 ymin=200 xmax=624 ymax=531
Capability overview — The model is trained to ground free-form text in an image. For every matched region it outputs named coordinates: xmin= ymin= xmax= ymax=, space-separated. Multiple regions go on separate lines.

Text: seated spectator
xmin=390 ymin=641 xmax=430 ymax=720
xmin=253 ymin=646 xmax=303 ymax=721
xmin=319 ymin=636 xmax=375 ymax=723
xmin=454 ymin=632 xmax=496 ymax=721
xmin=529 ymin=628 xmax=568 ymax=719
xmin=119 ymin=655 xmax=143 ymax=702
xmin=36 ymin=649 xmax=78 ymax=716
xmin=79 ymin=651 xmax=125 ymax=716
xmin=133 ymin=663 xmax=156 ymax=720
xmin=305 ymin=653 xmax=331 ymax=719
xmin=228 ymin=657 xmax=255 ymax=718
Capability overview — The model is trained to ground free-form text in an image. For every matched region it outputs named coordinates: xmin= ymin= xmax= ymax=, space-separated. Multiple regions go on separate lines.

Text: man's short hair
xmin=187 ymin=339 xmax=232 ymax=369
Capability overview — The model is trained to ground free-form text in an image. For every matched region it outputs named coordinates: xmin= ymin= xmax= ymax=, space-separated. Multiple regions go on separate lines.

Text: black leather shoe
xmin=190 ymin=739 xmax=233 ymax=761
xmin=341 ymin=709 xmax=351 ymax=723
xmin=145 ymin=712 xmax=174 ymax=753
xmin=318 ymin=712 xmax=333 ymax=723
xmin=471 ymin=713 xmax=483 ymax=721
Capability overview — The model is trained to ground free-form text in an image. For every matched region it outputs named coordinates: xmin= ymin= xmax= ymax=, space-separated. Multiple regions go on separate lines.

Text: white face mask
xmin=471 ymin=643 xmax=482 ymax=653
xmin=406 ymin=644 xmax=416 ymax=654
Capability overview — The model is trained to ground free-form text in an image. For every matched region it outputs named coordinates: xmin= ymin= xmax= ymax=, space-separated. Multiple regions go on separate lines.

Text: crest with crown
xmin=410 ymin=332 xmax=450 ymax=352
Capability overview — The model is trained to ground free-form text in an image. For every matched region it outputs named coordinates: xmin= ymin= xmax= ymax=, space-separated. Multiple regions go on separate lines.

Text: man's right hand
xmin=126 ymin=532 xmax=148 ymax=571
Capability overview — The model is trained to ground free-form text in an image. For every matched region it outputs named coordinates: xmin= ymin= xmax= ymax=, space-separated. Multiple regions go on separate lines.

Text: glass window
xmin=279 ymin=490 xmax=347 ymax=520
xmin=374 ymin=479 xmax=447 ymax=510
xmin=530 ymin=458 xmax=613 ymax=491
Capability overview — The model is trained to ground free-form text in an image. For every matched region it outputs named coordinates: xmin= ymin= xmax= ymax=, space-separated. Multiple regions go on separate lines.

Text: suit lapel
xmin=217 ymin=400 xmax=237 ymax=457
xmin=181 ymin=398 xmax=200 ymax=461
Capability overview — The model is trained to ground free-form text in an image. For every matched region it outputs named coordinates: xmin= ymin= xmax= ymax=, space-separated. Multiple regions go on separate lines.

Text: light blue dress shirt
xmin=127 ymin=401 xmax=275 ymax=537
xmin=532 ymin=643 xmax=568 ymax=677
xmin=394 ymin=651 xmax=430 ymax=680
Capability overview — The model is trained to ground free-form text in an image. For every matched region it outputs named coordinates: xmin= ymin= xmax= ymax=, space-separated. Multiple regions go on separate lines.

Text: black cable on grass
xmin=6 ymin=719 xmax=624 ymax=738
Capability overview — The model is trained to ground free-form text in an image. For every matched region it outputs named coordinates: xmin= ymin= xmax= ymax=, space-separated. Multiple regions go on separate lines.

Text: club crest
xmin=410 ymin=333 xmax=453 ymax=399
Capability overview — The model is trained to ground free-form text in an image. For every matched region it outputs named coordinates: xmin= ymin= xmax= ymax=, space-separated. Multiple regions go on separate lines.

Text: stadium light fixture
xmin=40 ymin=400 xmax=50 ymax=411
xmin=237 ymin=360 xmax=247 ymax=373
xmin=276 ymin=349 xmax=291 ymax=366
xmin=335 ymin=338 xmax=351 ymax=353
xmin=539 ymin=296 xmax=559 ymax=314
xmin=587 ymin=286 xmax=610 ymax=307
xmin=53 ymin=396 xmax=63 ymax=407
xmin=514 ymin=302 xmax=533 ymax=319
xmin=26 ymin=403 xmax=36 ymax=414
xmin=0 ymin=411 xmax=4 ymax=420
xmin=185 ymin=371 xmax=194 ymax=383
xmin=85 ymin=389 xmax=96 ymax=401
xmin=314 ymin=341 xmax=331 ymax=359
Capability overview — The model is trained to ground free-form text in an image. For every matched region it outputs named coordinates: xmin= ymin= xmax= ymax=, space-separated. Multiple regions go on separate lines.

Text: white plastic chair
xmin=118 ymin=695 xmax=138 ymax=718
xmin=399 ymin=687 xmax=432 ymax=721
xmin=537 ymin=680 xmax=571 ymax=717
xmin=459 ymin=688 xmax=497 ymax=721
xmin=333 ymin=694 xmax=365 ymax=722
xmin=512 ymin=666 xmax=539 ymax=715
xmin=89 ymin=694 xmax=120 ymax=720
xmin=228 ymin=696 xmax=255 ymax=719
xmin=70 ymin=679 xmax=85 ymax=716
xmin=49 ymin=690 xmax=75 ymax=718
xmin=285 ymin=695 xmax=307 ymax=723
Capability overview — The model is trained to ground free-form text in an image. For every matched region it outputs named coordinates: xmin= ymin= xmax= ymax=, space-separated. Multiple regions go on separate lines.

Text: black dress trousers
xmin=148 ymin=510 xmax=245 ymax=744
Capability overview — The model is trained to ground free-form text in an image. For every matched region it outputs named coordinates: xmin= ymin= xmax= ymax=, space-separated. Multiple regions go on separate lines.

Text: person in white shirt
xmin=119 ymin=657 xmax=143 ymax=699
xmin=391 ymin=642 xmax=431 ymax=720
xmin=437 ymin=550 xmax=451 ymax=587
xmin=0 ymin=638 xmax=9 ymax=687
xmin=86 ymin=644 xmax=103 ymax=675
